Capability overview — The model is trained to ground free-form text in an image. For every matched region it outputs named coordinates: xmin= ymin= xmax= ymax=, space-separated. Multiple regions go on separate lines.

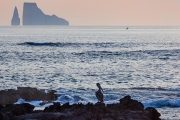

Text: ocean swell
xmin=17 ymin=42 xmax=116 ymax=48
xmin=18 ymin=42 xmax=81 ymax=47
xmin=143 ymin=99 xmax=180 ymax=108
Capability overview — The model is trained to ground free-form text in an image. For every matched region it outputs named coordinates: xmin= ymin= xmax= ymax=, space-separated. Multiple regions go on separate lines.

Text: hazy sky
xmin=0 ymin=0 xmax=180 ymax=26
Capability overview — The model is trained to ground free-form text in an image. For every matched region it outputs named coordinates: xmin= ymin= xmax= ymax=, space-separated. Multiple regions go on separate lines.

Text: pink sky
xmin=0 ymin=0 xmax=180 ymax=26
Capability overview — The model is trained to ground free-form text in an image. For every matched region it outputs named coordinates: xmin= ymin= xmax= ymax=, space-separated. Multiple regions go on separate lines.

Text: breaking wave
xmin=143 ymin=99 xmax=180 ymax=108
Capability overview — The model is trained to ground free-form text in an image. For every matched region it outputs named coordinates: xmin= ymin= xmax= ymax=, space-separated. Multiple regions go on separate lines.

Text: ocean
xmin=0 ymin=26 xmax=180 ymax=119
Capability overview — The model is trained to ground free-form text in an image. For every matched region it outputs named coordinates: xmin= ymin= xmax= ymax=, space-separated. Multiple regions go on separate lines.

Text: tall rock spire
xmin=11 ymin=7 xmax=20 ymax=25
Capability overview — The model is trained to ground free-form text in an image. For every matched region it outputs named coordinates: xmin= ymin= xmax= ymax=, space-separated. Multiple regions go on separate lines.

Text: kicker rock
xmin=11 ymin=7 xmax=20 ymax=25
xmin=23 ymin=3 xmax=69 ymax=25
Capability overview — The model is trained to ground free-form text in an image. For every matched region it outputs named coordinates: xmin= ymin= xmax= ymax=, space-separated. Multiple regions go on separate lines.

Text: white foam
xmin=14 ymin=98 xmax=43 ymax=106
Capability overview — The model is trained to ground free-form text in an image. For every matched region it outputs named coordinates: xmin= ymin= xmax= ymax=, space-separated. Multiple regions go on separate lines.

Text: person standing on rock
xmin=95 ymin=83 xmax=104 ymax=103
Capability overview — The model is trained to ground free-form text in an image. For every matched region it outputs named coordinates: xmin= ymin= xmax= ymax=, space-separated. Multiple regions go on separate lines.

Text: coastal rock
xmin=44 ymin=102 xmax=62 ymax=112
xmin=23 ymin=3 xmax=69 ymax=25
xmin=0 ymin=87 xmax=57 ymax=105
xmin=125 ymin=110 xmax=150 ymax=120
xmin=0 ymin=104 xmax=3 ymax=110
xmin=11 ymin=7 xmax=20 ymax=25
xmin=0 ymin=103 xmax=33 ymax=120
xmin=0 ymin=88 xmax=161 ymax=120
xmin=1 ymin=103 xmax=34 ymax=116
xmin=119 ymin=95 xmax=144 ymax=111
xmin=145 ymin=107 xmax=161 ymax=120
xmin=0 ymin=112 xmax=15 ymax=120
xmin=14 ymin=112 xmax=63 ymax=120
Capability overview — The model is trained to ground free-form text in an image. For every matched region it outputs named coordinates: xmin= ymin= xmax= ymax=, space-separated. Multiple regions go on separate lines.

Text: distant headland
xmin=11 ymin=3 xmax=69 ymax=26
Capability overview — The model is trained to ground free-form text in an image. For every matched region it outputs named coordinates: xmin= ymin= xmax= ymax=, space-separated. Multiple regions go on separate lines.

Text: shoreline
xmin=0 ymin=87 xmax=161 ymax=120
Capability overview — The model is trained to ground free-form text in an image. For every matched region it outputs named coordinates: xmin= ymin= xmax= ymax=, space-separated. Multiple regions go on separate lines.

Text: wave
xmin=14 ymin=98 xmax=53 ymax=110
xmin=18 ymin=42 xmax=81 ymax=47
xmin=143 ymin=99 xmax=180 ymax=108
xmin=17 ymin=42 xmax=180 ymax=56
xmin=17 ymin=42 xmax=115 ymax=47
xmin=142 ymin=49 xmax=180 ymax=56
xmin=129 ymin=87 xmax=169 ymax=91
xmin=15 ymin=97 xmax=180 ymax=110
xmin=72 ymin=49 xmax=180 ymax=61
xmin=14 ymin=88 xmax=180 ymax=110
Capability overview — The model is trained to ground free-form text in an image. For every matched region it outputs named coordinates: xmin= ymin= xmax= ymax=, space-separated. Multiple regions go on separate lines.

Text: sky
xmin=0 ymin=0 xmax=180 ymax=26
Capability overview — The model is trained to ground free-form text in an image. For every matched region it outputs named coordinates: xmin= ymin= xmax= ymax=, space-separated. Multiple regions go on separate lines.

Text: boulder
xmin=145 ymin=107 xmax=161 ymax=120
xmin=44 ymin=102 xmax=61 ymax=112
xmin=0 ymin=87 xmax=57 ymax=105
xmin=14 ymin=112 xmax=63 ymax=120
xmin=1 ymin=103 xmax=34 ymax=116
xmin=119 ymin=95 xmax=144 ymax=111
xmin=0 ymin=88 xmax=161 ymax=120
xmin=0 ymin=104 xmax=3 ymax=110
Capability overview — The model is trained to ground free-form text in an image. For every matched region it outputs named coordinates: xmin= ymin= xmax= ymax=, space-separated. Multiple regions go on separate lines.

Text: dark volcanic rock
xmin=11 ymin=6 xmax=20 ymax=26
xmin=14 ymin=112 xmax=64 ymax=120
xmin=1 ymin=103 xmax=34 ymax=116
xmin=1 ymin=112 xmax=15 ymax=120
xmin=0 ymin=112 xmax=4 ymax=120
xmin=0 ymin=103 xmax=34 ymax=120
xmin=119 ymin=95 xmax=144 ymax=111
xmin=145 ymin=107 xmax=161 ymax=120
xmin=0 ymin=88 xmax=161 ymax=120
xmin=23 ymin=2 xmax=69 ymax=25
xmin=44 ymin=102 xmax=62 ymax=112
xmin=0 ymin=87 xmax=57 ymax=105
xmin=0 ymin=104 xmax=3 ymax=110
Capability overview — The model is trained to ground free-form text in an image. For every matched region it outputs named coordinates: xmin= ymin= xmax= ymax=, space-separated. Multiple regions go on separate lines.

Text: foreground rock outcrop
xmin=11 ymin=7 xmax=20 ymax=25
xmin=0 ymin=88 xmax=161 ymax=120
xmin=23 ymin=3 xmax=69 ymax=25
xmin=0 ymin=87 xmax=57 ymax=105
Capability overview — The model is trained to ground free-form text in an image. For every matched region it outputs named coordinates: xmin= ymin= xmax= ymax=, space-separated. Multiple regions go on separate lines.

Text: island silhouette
xmin=11 ymin=3 xmax=69 ymax=26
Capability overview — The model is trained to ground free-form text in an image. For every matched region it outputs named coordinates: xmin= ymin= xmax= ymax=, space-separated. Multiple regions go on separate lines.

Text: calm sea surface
xmin=0 ymin=26 xmax=180 ymax=119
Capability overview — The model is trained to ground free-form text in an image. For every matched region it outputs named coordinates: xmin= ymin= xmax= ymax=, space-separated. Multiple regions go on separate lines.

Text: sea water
xmin=0 ymin=26 xmax=180 ymax=119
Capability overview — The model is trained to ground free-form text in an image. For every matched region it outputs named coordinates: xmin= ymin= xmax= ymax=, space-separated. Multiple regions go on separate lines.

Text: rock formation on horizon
xmin=23 ymin=3 xmax=69 ymax=25
xmin=11 ymin=7 xmax=20 ymax=25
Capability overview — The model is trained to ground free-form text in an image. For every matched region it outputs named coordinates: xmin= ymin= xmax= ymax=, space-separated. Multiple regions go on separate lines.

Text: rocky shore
xmin=0 ymin=87 xmax=161 ymax=120
xmin=0 ymin=87 xmax=57 ymax=105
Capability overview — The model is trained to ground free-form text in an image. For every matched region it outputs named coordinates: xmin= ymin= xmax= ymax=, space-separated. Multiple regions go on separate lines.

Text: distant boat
xmin=126 ymin=27 xmax=128 ymax=30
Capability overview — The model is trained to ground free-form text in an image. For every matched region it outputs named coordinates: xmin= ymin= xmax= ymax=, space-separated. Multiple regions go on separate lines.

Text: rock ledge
xmin=0 ymin=87 xmax=161 ymax=120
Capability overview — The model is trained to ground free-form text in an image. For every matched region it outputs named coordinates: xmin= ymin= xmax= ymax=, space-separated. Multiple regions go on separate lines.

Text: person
xmin=95 ymin=83 xmax=104 ymax=103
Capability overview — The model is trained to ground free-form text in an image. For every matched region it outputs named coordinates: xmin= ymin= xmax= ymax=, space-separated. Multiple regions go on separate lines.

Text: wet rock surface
xmin=0 ymin=87 xmax=57 ymax=105
xmin=0 ymin=90 xmax=161 ymax=120
xmin=145 ymin=107 xmax=161 ymax=120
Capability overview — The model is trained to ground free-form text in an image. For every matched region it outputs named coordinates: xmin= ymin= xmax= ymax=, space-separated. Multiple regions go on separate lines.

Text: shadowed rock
xmin=119 ymin=95 xmax=144 ymax=111
xmin=0 ymin=89 xmax=161 ymax=120
xmin=145 ymin=107 xmax=161 ymax=120
xmin=44 ymin=102 xmax=62 ymax=112
xmin=14 ymin=112 xmax=65 ymax=120
xmin=0 ymin=104 xmax=3 ymax=110
xmin=0 ymin=87 xmax=57 ymax=105
xmin=1 ymin=103 xmax=34 ymax=116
